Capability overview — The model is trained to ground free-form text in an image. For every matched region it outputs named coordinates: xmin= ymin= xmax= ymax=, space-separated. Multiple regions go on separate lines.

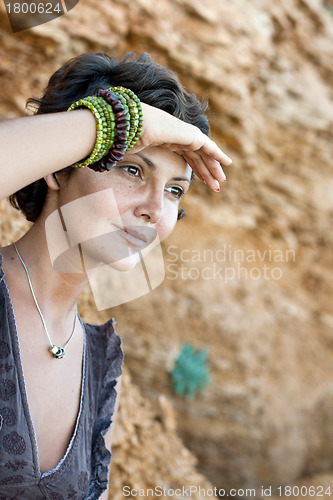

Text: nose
xmin=134 ymin=187 xmax=164 ymax=224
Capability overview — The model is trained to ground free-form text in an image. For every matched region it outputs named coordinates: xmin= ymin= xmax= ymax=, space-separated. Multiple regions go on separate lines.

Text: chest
xmin=9 ymin=302 xmax=85 ymax=474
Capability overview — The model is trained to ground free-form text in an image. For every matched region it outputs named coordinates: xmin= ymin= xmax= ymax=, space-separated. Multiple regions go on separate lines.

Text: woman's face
xmin=52 ymin=146 xmax=192 ymax=271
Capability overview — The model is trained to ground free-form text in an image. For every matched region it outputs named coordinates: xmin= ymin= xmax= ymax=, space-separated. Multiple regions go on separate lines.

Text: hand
xmin=132 ymin=103 xmax=232 ymax=191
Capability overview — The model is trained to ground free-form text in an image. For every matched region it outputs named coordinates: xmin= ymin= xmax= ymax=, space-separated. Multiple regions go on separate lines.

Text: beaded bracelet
xmin=89 ymin=88 xmax=130 ymax=172
xmin=67 ymin=86 xmax=143 ymax=171
xmin=89 ymin=87 xmax=143 ymax=172
xmin=110 ymin=86 xmax=143 ymax=150
xmin=67 ymin=96 xmax=115 ymax=168
xmin=100 ymin=89 xmax=130 ymax=158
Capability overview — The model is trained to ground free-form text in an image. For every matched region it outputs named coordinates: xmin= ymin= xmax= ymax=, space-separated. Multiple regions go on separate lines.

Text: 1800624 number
xmin=5 ymin=3 xmax=62 ymax=14
xmin=277 ymin=486 xmax=332 ymax=497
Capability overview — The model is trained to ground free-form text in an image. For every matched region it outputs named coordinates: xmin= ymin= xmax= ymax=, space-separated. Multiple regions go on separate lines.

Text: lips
xmin=113 ymin=225 xmax=155 ymax=248
xmin=123 ymin=226 xmax=147 ymax=243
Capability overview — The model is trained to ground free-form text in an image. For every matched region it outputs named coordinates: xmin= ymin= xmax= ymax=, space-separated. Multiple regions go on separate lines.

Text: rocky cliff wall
xmin=0 ymin=0 xmax=332 ymax=495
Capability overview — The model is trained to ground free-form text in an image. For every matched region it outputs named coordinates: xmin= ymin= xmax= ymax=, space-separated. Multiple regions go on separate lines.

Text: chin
xmin=79 ymin=232 xmax=140 ymax=270
xmin=104 ymin=252 xmax=141 ymax=272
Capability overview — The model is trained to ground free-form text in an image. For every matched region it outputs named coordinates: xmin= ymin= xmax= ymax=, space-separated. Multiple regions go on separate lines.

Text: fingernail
xmin=223 ymin=179 xmax=227 ymax=182
xmin=214 ymin=187 xmax=220 ymax=192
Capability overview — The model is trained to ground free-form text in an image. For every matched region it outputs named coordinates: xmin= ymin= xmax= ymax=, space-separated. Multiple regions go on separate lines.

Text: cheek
xmin=104 ymin=179 xmax=138 ymax=215
xmin=156 ymin=207 xmax=178 ymax=243
xmin=58 ymin=171 xmax=109 ymax=208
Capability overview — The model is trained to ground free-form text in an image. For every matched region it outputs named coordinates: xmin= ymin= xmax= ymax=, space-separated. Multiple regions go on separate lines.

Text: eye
xmin=165 ymin=185 xmax=185 ymax=199
xmin=121 ymin=165 xmax=142 ymax=178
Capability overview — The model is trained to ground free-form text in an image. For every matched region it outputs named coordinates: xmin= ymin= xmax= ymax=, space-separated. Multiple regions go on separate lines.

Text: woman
xmin=0 ymin=53 xmax=232 ymax=498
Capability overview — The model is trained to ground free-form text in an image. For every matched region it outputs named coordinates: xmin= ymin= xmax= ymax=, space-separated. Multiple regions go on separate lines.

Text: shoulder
xmin=83 ymin=317 xmax=122 ymax=361
xmin=83 ymin=317 xmax=124 ymax=382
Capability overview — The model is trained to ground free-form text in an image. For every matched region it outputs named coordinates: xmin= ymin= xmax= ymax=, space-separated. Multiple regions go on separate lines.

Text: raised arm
xmin=0 ymin=103 xmax=231 ymax=201
xmin=0 ymin=110 xmax=96 ymax=200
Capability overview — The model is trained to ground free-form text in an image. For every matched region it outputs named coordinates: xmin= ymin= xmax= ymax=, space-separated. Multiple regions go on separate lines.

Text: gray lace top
xmin=0 ymin=254 xmax=124 ymax=499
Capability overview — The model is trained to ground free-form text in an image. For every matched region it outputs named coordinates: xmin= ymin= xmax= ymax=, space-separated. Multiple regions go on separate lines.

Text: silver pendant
xmin=49 ymin=345 xmax=65 ymax=359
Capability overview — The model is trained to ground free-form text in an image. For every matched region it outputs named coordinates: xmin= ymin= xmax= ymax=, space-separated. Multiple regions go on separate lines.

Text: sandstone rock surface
xmin=1 ymin=0 xmax=333 ymax=495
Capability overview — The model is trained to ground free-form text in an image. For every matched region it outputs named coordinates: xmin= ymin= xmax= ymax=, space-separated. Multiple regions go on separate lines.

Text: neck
xmin=13 ymin=218 xmax=89 ymax=324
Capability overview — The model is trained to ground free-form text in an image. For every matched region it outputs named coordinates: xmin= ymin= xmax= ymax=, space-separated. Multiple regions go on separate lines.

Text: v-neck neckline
xmin=0 ymin=252 xmax=87 ymax=480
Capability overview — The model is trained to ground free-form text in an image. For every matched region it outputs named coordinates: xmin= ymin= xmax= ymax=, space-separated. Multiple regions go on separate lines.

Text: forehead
xmin=124 ymin=146 xmax=192 ymax=179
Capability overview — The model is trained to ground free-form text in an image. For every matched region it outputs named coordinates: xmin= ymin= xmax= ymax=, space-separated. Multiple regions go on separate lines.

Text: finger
xmin=169 ymin=136 xmax=232 ymax=169
xmin=197 ymin=150 xmax=227 ymax=183
xmin=183 ymin=160 xmax=205 ymax=182
xmin=160 ymin=142 xmax=201 ymax=153
xmin=183 ymin=149 xmax=227 ymax=184
xmin=192 ymin=170 xmax=205 ymax=182
xmin=201 ymin=137 xmax=232 ymax=166
xmin=182 ymin=151 xmax=222 ymax=191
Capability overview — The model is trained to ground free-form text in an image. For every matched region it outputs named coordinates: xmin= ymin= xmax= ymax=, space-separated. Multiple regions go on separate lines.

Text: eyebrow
xmin=135 ymin=152 xmax=191 ymax=184
xmin=135 ymin=152 xmax=156 ymax=170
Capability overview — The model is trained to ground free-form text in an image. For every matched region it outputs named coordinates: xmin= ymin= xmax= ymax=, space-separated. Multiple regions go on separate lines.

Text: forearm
xmin=0 ymin=102 xmax=232 ymax=201
xmin=0 ymin=109 xmax=96 ymax=200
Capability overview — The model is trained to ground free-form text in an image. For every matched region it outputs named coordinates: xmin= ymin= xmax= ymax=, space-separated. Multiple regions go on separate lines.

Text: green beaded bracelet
xmin=67 ymin=96 xmax=116 ymax=168
xmin=110 ymin=86 xmax=143 ymax=150
xmin=67 ymin=87 xmax=143 ymax=171
xmin=117 ymin=86 xmax=143 ymax=146
xmin=97 ymin=97 xmax=116 ymax=154
xmin=121 ymin=94 xmax=137 ymax=147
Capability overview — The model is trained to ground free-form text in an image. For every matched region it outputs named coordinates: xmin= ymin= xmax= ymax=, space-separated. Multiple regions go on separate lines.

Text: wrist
xmin=67 ymin=87 xmax=143 ymax=172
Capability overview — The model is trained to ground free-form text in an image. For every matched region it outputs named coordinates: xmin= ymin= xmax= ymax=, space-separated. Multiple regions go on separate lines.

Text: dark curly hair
xmin=9 ymin=52 xmax=210 ymax=222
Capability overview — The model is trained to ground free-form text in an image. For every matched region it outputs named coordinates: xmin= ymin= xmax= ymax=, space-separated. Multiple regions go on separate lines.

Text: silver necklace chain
xmin=13 ymin=242 xmax=77 ymax=359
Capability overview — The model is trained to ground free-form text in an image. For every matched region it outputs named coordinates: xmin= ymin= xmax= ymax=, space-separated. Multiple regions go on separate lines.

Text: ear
xmin=44 ymin=173 xmax=60 ymax=190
